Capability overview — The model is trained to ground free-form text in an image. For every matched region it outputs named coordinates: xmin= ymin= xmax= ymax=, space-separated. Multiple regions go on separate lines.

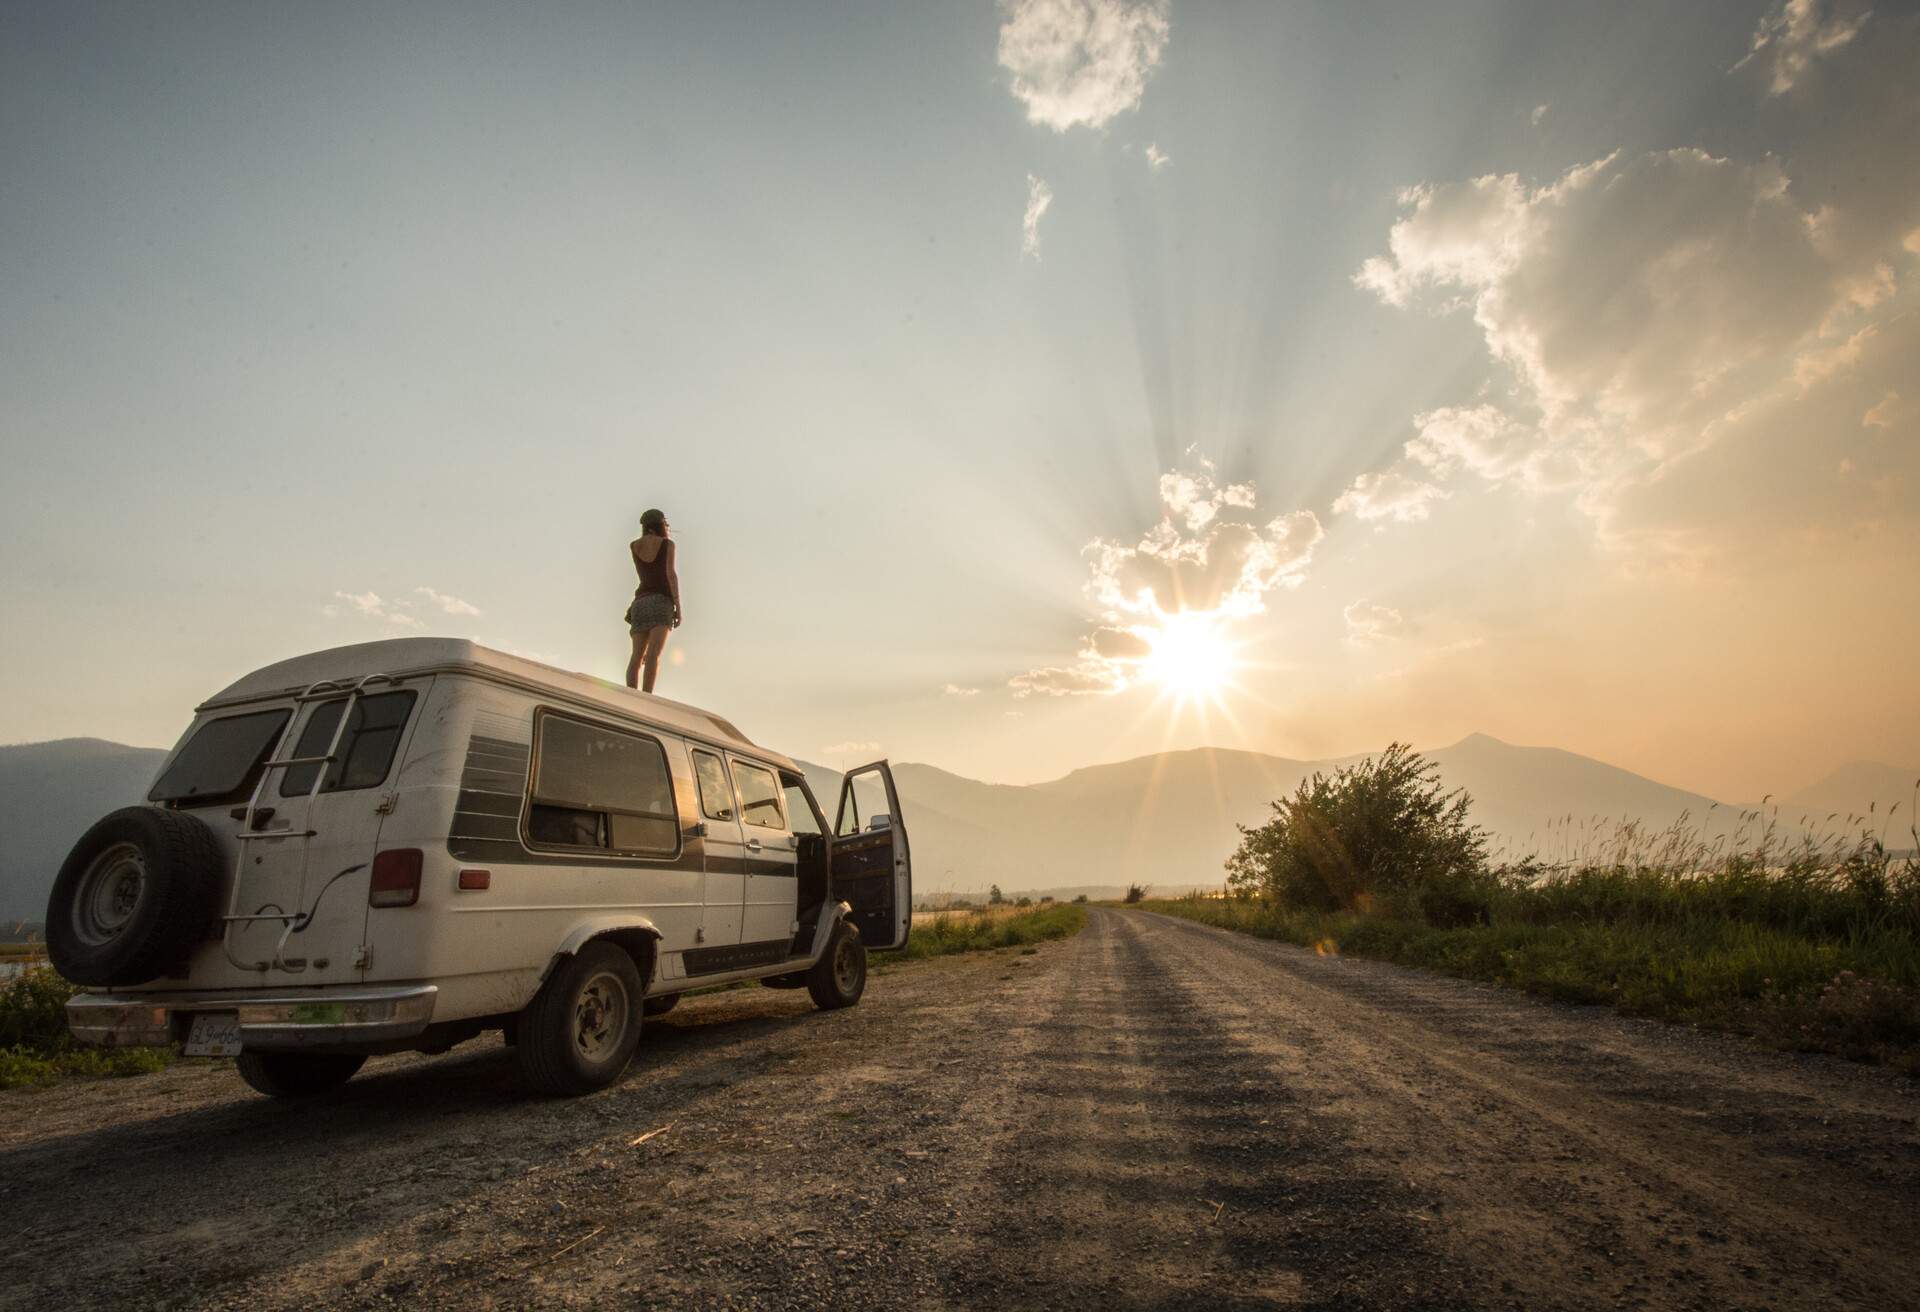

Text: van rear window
xmin=280 ymin=691 xmax=418 ymax=797
xmin=149 ymin=709 xmax=292 ymax=806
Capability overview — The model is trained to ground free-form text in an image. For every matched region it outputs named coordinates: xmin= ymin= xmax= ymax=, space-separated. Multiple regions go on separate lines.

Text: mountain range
xmin=4 ymin=735 xmax=1913 ymax=920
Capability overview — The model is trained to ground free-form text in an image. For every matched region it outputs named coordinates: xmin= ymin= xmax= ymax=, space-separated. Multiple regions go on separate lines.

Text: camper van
xmin=49 ymin=639 xmax=910 ymax=1097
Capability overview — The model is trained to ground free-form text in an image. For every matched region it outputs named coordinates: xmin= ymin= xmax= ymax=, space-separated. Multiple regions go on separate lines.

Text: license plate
xmin=184 ymin=1012 xmax=243 ymax=1057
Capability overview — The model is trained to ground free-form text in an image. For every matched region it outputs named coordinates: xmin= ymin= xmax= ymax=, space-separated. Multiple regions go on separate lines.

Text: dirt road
xmin=3 ymin=909 xmax=1916 ymax=1310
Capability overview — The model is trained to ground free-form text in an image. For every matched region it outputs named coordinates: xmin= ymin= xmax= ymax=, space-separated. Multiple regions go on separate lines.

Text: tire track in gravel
xmin=950 ymin=908 xmax=1481 ymax=1309
xmin=1131 ymin=910 xmax=1920 ymax=1311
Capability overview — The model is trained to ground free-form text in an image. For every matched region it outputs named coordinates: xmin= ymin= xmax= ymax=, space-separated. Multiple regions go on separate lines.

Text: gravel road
xmin=3 ymin=909 xmax=1916 ymax=1311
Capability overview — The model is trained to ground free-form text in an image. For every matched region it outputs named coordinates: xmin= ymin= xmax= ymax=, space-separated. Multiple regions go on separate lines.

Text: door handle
xmin=683 ymin=822 xmax=708 ymax=840
xmin=745 ymin=838 xmax=763 ymax=852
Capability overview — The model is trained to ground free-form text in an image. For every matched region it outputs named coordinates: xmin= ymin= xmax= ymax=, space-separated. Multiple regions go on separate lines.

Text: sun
xmin=1139 ymin=610 xmax=1238 ymax=702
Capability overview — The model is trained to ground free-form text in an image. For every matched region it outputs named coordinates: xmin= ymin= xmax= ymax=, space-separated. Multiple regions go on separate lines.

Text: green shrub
xmin=0 ymin=967 xmax=79 ymax=1050
xmin=0 ymin=965 xmax=177 ymax=1089
xmin=1226 ymin=743 xmax=1487 ymax=913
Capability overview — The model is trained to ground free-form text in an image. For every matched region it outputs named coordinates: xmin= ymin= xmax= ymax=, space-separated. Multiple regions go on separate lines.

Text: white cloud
xmin=327 ymin=591 xmax=424 ymax=629
xmin=1332 ymin=468 xmax=1448 ymax=523
xmin=1022 ymin=174 xmax=1054 ymax=260
xmin=821 ymin=740 xmax=881 ymax=759
xmin=997 ymin=0 xmax=1171 ymax=132
xmin=1012 ymin=460 xmax=1324 ymax=696
xmin=1144 ymin=142 xmax=1169 ymax=170
xmin=1733 ymin=0 xmax=1869 ymax=95
xmin=943 ymin=684 xmax=981 ymax=697
xmin=1346 ymin=0 xmax=1920 ymax=563
xmin=327 ymin=585 xmax=480 ymax=629
xmin=1344 ymin=601 xmax=1404 ymax=646
xmin=1530 ymin=103 xmax=1550 ymax=127
xmin=414 ymin=586 xmax=482 ymax=617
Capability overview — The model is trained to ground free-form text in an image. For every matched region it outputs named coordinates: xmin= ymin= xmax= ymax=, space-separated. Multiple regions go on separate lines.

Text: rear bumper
xmin=66 ymin=984 xmax=438 ymax=1050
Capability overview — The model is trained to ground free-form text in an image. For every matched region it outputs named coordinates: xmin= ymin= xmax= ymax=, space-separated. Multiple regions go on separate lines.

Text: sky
xmin=2 ymin=0 xmax=1916 ymax=803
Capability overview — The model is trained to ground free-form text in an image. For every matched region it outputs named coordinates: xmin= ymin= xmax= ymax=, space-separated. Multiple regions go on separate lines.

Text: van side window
xmin=733 ymin=761 xmax=785 ymax=830
xmin=527 ymin=713 xmax=678 ymax=856
xmin=149 ymin=708 xmax=292 ymax=807
xmin=690 ymin=750 xmax=735 ymax=822
xmin=279 ymin=691 xmax=418 ymax=797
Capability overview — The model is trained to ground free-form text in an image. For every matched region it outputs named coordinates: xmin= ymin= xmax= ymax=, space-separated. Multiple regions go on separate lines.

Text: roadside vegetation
xmin=1143 ymin=744 xmax=1920 ymax=1072
xmin=890 ymin=902 xmax=1087 ymax=963
xmin=0 ymin=966 xmax=174 ymax=1089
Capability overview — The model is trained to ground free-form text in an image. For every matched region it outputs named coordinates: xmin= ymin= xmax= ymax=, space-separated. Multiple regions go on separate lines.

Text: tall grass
xmin=888 ymin=903 xmax=1087 ymax=962
xmin=1164 ymin=785 xmax=1920 ymax=1073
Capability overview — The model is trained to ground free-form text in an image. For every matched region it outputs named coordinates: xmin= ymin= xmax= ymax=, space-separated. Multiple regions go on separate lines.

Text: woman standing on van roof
xmin=625 ymin=508 xmax=680 ymax=694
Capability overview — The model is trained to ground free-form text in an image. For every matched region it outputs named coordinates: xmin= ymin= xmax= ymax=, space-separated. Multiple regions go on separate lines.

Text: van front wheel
xmin=514 ymin=942 xmax=644 ymax=1095
xmin=806 ymin=921 xmax=867 ymax=1010
xmin=235 ymin=1050 xmax=365 ymax=1098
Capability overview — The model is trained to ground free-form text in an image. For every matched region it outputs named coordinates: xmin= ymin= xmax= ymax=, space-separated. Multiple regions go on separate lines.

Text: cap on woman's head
xmin=639 ymin=508 xmax=667 ymax=533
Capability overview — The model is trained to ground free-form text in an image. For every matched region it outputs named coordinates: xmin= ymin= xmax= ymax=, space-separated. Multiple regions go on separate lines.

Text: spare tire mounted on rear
xmin=46 ymin=807 xmax=224 ymax=987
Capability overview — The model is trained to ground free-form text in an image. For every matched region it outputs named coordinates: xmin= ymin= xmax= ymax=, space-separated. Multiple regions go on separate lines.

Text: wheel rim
xmin=573 ymin=970 xmax=632 ymax=1063
xmin=73 ymin=843 xmax=147 ymax=947
xmin=833 ymin=936 xmax=862 ymax=995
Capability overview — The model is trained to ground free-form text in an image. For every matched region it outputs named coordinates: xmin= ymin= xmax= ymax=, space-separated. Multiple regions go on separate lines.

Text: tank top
xmin=635 ymin=537 xmax=673 ymax=597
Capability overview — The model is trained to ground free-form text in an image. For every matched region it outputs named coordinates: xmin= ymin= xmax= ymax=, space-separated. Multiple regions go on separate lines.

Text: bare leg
xmin=625 ymin=632 xmax=646 ymax=690
xmin=640 ymin=625 xmax=671 ymax=693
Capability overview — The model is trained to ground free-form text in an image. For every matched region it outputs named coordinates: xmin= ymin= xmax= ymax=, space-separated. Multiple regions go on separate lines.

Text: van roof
xmin=201 ymin=637 xmax=797 ymax=771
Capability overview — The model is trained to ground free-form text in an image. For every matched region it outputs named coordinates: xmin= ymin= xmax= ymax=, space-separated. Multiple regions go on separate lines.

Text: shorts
xmin=626 ymin=591 xmax=675 ymax=634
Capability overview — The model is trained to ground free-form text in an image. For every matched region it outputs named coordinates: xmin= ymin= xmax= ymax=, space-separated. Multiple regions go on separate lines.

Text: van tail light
xmin=369 ymin=849 xmax=423 ymax=908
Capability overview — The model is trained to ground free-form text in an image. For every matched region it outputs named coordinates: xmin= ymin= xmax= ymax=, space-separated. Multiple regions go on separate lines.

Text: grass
xmin=887 ymin=902 xmax=1088 ymax=963
xmin=0 ymin=965 xmax=176 ymax=1090
xmin=1143 ymin=815 xmax=1920 ymax=1074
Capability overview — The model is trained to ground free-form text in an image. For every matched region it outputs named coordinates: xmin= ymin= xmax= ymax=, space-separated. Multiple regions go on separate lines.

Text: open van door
xmin=831 ymin=761 xmax=910 ymax=951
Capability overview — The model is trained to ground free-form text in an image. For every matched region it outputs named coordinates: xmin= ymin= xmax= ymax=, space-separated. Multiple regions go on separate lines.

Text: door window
xmin=527 ymin=713 xmax=679 ymax=856
xmin=149 ymin=708 xmax=292 ymax=807
xmin=732 ymin=761 xmax=786 ymax=830
xmin=835 ymin=767 xmax=894 ymax=837
xmin=691 ymin=750 xmax=736 ymax=822
xmin=279 ymin=691 xmax=418 ymax=796
xmin=782 ymin=777 xmax=823 ymax=836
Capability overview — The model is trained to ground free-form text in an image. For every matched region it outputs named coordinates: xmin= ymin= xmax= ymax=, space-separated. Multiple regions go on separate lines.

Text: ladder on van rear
xmin=220 ymin=673 xmax=396 ymax=974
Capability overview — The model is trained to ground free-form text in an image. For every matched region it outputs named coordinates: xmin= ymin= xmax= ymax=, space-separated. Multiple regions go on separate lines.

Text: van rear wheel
xmin=235 ymin=1051 xmax=365 ymax=1098
xmin=806 ymin=921 xmax=866 ymax=1010
xmin=514 ymin=942 xmax=644 ymax=1095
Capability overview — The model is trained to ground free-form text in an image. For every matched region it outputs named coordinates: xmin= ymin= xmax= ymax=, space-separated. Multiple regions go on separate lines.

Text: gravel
xmin=1 ymin=909 xmax=1914 ymax=1310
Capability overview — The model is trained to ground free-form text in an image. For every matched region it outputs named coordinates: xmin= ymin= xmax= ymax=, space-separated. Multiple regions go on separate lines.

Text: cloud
xmin=1733 ymin=0 xmax=1869 ymax=95
xmin=326 ymin=590 xmax=423 ymax=629
xmin=1862 ymin=391 xmax=1901 ymax=430
xmin=1011 ymin=460 xmax=1324 ymax=696
xmin=1022 ymin=174 xmax=1054 ymax=260
xmin=943 ymin=684 xmax=982 ymax=697
xmin=1332 ymin=468 xmax=1448 ymax=523
xmin=1343 ymin=601 xmax=1404 ymax=646
xmin=1345 ymin=2 xmax=1920 ymax=564
xmin=414 ymin=586 xmax=482 ymax=617
xmin=821 ymin=740 xmax=881 ymax=759
xmin=1530 ymin=103 xmax=1550 ymax=127
xmin=326 ymin=585 xmax=482 ymax=628
xmin=997 ymin=0 xmax=1171 ymax=132
xmin=1144 ymin=142 xmax=1169 ymax=170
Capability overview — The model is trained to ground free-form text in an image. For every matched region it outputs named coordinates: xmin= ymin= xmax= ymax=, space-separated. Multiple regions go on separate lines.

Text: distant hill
xmin=1780 ymin=762 xmax=1919 ymax=832
xmin=6 ymin=734 xmax=1909 ymax=916
xmin=0 ymin=739 xmax=168 ymax=920
xmin=835 ymin=736 xmax=1737 ymax=896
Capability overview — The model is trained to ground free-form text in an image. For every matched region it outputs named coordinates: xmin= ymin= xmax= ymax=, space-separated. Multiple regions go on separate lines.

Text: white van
xmin=50 ymin=638 xmax=910 ymax=1097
